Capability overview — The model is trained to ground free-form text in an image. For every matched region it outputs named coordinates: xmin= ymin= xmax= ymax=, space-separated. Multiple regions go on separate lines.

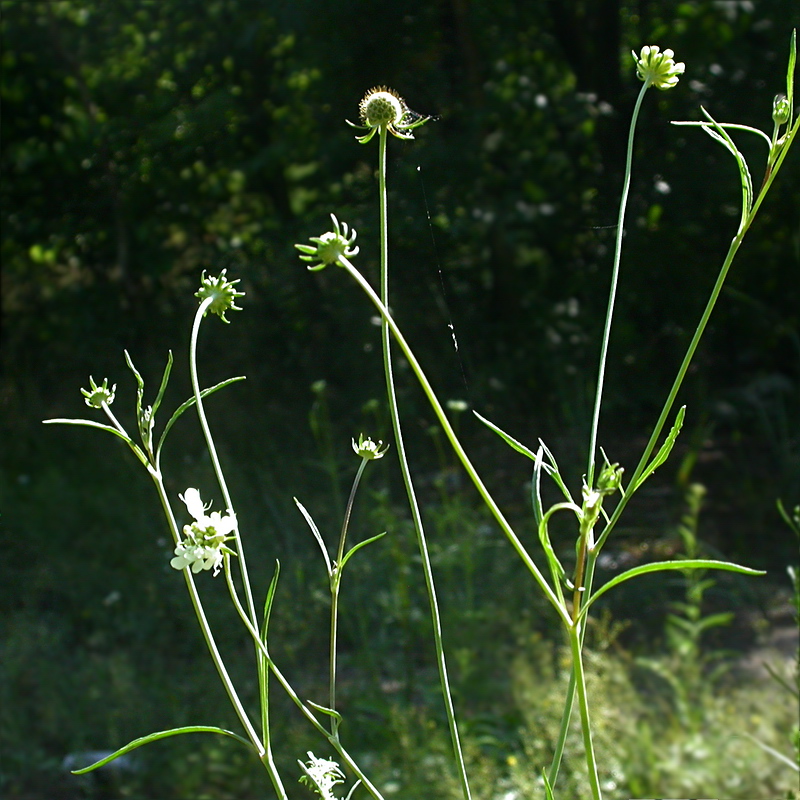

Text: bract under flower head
xmin=81 ymin=376 xmax=116 ymax=409
xmin=346 ymin=86 xmax=430 ymax=143
xmin=633 ymin=45 xmax=685 ymax=90
xmin=195 ymin=269 xmax=245 ymax=323
xmin=352 ymin=433 xmax=389 ymax=460
xmin=170 ymin=488 xmax=237 ymax=576
xmin=295 ymin=214 xmax=359 ymax=271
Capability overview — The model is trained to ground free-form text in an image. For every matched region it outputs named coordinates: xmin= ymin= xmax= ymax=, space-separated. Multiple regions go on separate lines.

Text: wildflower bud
xmin=596 ymin=462 xmax=624 ymax=496
xmin=295 ymin=214 xmax=359 ymax=271
xmin=352 ymin=433 xmax=389 ymax=460
xmin=772 ymin=94 xmax=790 ymax=125
xmin=632 ymin=45 xmax=685 ymax=90
xmin=195 ymin=269 xmax=245 ymax=323
xmin=81 ymin=376 xmax=116 ymax=409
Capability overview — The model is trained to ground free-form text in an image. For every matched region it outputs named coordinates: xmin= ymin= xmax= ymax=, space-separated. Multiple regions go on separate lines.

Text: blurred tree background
xmin=1 ymin=1 xmax=798 ymax=797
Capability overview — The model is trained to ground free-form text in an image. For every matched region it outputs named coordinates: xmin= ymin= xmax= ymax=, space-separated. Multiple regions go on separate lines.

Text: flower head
xmin=772 ymin=93 xmax=791 ymax=126
xmin=170 ymin=488 xmax=237 ymax=576
xmin=81 ymin=376 xmax=116 ymax=409
xmin=298 ymin=752 xmax=345 ymax=799
xmin=352 ymin=433 xmax=389 ymax=460
xmin=195 ymin=270 xmax=245 ymax=323
xmin=632 ymin=45 xmax=685 ymax=90
xmin=295 ymin=214 xmax=359 ymax=271
xmin=346 ymin=86 xmax=430 ymax=144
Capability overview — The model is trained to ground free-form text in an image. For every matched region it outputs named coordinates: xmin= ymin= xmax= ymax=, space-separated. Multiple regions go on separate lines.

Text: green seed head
xmin=359 ymin=86 xmax=405 ymax=129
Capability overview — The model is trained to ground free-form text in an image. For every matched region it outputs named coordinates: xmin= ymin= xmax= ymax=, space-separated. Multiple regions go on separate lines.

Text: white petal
xmin=181 ymin=488 xmax=206 ymax=521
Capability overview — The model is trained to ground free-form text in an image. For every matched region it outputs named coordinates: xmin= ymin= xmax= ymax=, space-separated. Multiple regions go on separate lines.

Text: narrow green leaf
xmin=700 ymin=106 xmax=753 ymax=227
xmin=542 ymin=767 xmax=556 ymax=800
xmin=44 ymin=417 xmax=132 ymax=442
xmin=473 ymin=410 xmax=539 ymax=460
xmin=632 ymin=405 xmax=685 ymax=492
xmin=787 ymin=29 xmax=796 ymax=128
xmin=306 ymin=700 xmax=343 ymax=725
xmin=742 ymin=732 xmax=800 ymax=771
xmin=156 ymin=376 xmax=245 ymax=457
xmin=124 ymin=349 xmax=146 ymax=419
xmin=43 ymin=419 xmax=149 ymax=466
xmin=294 ymin=497 xmax=332 ymax=576
xmin=339 ymin=531 xmax=387 ymax=571
xmin=532 ymin=446 xmax=545 ymax=526
xmin=152 ymin=350 xmax=174 ymax=418
xmin=70 ymin=726 xmax=254 ymax=774
xmin=261 ymin=560 xmax=281 ymax=642
xmin=580 ymin=559 xmax=764 ymax=620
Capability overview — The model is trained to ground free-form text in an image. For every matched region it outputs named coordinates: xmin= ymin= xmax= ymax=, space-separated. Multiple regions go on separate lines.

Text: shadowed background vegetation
xmin=1 ymin=1 xmax=798 ymax=798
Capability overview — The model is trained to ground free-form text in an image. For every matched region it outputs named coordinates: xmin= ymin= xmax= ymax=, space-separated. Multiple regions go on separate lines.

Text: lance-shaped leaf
xmin=43 ymin=418 xmax=149 ymax=467
xmin=69 ymin=726 xmax=254 ymax=774
xmin=339 ymin=531 xmax=387 ymax=572
xmin=474 ymin=411 xmax=574 ymax=507
xmin=156 ymin=376 xmax=245 ymax=458
xmin=295 ymin=497 xmax=332 ymax=577
xmin=579 ymin=559 xmax=764 ymax=622
xmin=630 ymin=405 xmax=685 ymax=493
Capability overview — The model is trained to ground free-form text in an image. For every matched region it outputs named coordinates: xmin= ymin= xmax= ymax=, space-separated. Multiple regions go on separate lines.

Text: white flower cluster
xmin=170 ymin=488 xmax=236 ymax=576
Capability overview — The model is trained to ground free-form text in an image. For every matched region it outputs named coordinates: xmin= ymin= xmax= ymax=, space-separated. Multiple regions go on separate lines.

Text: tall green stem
xmin=340 ymin=255 xmax=570 ymax=626
xmin=149 ymin=471 xmax=264 ymax=757
xmin=586 ymin=80 xmax=650 ymax=488
xmin=568 ymin=624 xmax=602 ymax=800
xmin=189 ymin=301 xmax=272 ymax=760
xmin=329 ymin=458 xmax=369 ymax=721
xmin=224 ymin=559 xmax=386 ymax=800
xmin=376 ymin=127 xmax=473 ymax=800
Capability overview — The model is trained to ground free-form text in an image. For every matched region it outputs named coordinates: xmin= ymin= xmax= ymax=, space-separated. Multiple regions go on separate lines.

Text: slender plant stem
xmin=329 ymin=458 xmax=369 ymax=721
xmin=189 ymin=301 xmax=272 ymax=758
xmin=376 ymin=126 xmax=473 ymax=800
xmin=586 ymin=80 xmax=650 ymax=488
xmin=223 ymin=558 xmax=386 ymax=800
xmin=149 ymin=470 xmax=264 ymax=757
xmin=339 ymin=255 xmax=570 ymax=627
xmin=568 ymin=623 xmax=602 ymax=800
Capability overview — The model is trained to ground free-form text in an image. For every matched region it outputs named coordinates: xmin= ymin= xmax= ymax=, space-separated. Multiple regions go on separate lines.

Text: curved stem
xmin=339 ymin=255 xmax=570 ymax=627
xmin=330 ymin=458 xmax=369 ymax=721
xmin=189 ymin=301 xmax=270 ymax=754
xmin=377 ymin=126 xmax=472 ymax=800
xmin=586 ymin=80 xmax=650 ymax=488
xmin=149 ymin=470 xmax=264 ymax=757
